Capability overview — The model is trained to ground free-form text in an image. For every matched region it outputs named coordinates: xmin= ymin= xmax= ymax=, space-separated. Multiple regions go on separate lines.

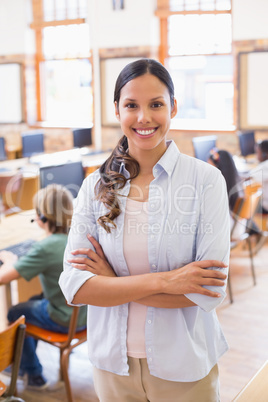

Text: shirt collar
xmin=154 ymin=140 xmax=180 ymax=177
xmin=118 ymin=140 xmax=180 ymax=178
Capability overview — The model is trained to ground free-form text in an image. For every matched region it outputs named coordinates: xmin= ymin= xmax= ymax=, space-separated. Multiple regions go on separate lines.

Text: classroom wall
xmin=0 ymin=0 xmax=267 ymax=156
xmin=0 ymin=0 xmax=34 ymax=56
xmin=89 ymin=0 xmax=159 ymax=49
xmin=232 ymin=0 xmax=268 ymax=41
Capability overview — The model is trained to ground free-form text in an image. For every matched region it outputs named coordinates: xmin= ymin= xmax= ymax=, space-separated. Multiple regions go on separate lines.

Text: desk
xmin=0 ymin=149 xmax=111 ymax=210
xmin=233 ymin=361 xmax=268 ymax=401
xmin=233 ymin=155 xmax=258 ymax=176
xmin=0 ymin=210 xmax=44 ymax=326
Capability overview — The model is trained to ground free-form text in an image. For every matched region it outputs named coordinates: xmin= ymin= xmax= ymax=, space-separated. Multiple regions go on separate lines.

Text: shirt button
xmin=151 ymin=204 xmax=155 ymax=209
xmin=148 ymin=348 xmax=152 ymax=353
xmin=152 ymin=264 xmax=156 ymax=268
xmin=148 ymin=320 xmax=152 ymax=324
xmin=149 ymin=358 xmax=152 ymax=362
xmin=150 ymin=235 xmax=155 ymax=239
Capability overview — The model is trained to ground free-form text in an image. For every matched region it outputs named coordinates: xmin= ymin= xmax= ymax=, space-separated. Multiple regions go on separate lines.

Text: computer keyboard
xmin=0 ymin=239 xmax=36 ymax=266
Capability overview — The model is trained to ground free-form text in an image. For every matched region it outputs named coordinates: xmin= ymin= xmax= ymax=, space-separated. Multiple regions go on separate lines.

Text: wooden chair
xmin=233 ymin=360 xmax=268 ymax=401
xmin=25 ymin=306 xmax=87 ymax=402
xmin=0 ymin=380 xmax=7 ymax=397
xmin=228 ymin=182 xmax=262 ymax=303
xmin=0 ymin=315 xmax=26 ymax=402
xmin=0 ymin=172 xmax=23 ymax=220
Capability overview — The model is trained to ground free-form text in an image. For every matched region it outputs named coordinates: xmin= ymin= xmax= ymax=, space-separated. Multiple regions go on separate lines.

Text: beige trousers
xmin=93 ymin=357 xmax=220 ymax=402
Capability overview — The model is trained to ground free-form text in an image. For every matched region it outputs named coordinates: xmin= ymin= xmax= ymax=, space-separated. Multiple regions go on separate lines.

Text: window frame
xmin=155 ymin=0 xmax=234 ymax=128
xmin=30 ymin=0 xmax=93 ymax=124
xmin=156 ymin=0 xmax=232 ymax=62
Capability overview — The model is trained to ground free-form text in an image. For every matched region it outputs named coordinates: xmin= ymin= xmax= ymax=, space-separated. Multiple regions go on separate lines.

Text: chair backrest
xmin=0 ymin=137 xmax=7 ymax=161
xmin=0 ymin=316 xmax=26 ymax=397
xmin=39 ymin=161 xmax=85 ymax=198
xmin=22 ymin=131 xmax=44 ymax=157
xmin=72 ymin=128 xmax=92 ymax=148
xmin=192 ymin=135 xmax=217 ymax=161
xmin=231 ymin=182 xmax=262 ymax=237
xmin=0 ymin=172 xmax=23 ymax=213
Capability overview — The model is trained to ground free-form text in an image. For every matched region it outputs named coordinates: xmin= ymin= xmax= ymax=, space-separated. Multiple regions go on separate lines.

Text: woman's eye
xmin=126 ymin=103 xmax=137 ymax=109
xmin=151 ymin=102 xmax=163 ymax=108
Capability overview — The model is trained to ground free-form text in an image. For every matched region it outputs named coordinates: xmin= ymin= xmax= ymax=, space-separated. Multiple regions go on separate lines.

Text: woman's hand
xmin=68 ymin=234 xmax=116 ymax=277
xmin=161 ymin=260 xmax=228 ymax=298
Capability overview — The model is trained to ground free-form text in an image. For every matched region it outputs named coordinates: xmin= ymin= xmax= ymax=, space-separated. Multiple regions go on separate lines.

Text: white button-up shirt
xmin=59 ymin=140 xmax=230 ymax=382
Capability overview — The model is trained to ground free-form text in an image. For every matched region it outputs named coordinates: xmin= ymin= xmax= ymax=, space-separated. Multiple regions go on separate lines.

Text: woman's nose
xmin=137 ymin=108 xmax=151 ymax=123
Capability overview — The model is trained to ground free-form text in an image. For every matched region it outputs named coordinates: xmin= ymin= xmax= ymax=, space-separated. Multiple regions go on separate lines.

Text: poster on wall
xmin=0 ymin=63 xmax=23 ymax=123
xmin=239 ymin=51 xmax=268 ymax=130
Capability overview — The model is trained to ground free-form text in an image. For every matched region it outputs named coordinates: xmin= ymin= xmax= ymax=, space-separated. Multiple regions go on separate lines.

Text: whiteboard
xmin=100 ymin=57 xmax=140 ymax=125
xmin=0 ymin=63 xmax=23 ymax=123
xmin=239 ymin=52 xmax=268 ymax=130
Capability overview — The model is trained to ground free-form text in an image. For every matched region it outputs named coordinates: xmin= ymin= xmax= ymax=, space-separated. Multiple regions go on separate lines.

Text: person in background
xmin=208 ymin=148 xmax=244 ymax=214
xmin=59 ymin=58 xmax=229 ymax=402
xmin=250 ymin=139 xmax=268 ymax=214
xmin=0 ymin=184 xmax=87 ymax=391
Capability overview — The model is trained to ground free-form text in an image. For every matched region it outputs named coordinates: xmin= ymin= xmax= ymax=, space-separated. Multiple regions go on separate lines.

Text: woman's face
xmin=115 ymin=73 xmax=177 ymax=158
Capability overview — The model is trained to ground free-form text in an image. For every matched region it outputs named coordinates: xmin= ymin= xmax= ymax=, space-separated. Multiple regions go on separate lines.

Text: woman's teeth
xmin=135 ymin=129 xmax=156 ymax=136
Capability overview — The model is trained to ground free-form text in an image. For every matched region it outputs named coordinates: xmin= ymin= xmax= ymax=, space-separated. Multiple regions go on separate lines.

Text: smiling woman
xmin=59 ymin=58 xmax=230 ymax=402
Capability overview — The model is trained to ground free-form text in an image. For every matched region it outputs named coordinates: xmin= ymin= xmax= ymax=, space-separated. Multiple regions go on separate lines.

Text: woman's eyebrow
xmin=123 ymin=96 xmax=165 ymax=102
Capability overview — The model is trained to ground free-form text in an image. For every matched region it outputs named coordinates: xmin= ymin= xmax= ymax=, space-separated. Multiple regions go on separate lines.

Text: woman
xmin=59 ymin=59 xmax=230 ymax=401
xmin=0 ymin=184 xmax=87 ymax=390
xmin=208 ymin=148 xmax=244 ymax=213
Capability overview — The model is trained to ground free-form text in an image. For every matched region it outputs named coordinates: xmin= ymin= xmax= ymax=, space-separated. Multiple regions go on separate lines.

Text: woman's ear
xmin=114 ymin=102 xmax=120 ymax=121
xmin=171 ymin=98 xmax=178 ymax=119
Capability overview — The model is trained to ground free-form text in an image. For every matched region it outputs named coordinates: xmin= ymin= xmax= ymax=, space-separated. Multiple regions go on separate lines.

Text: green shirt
xmin=14 ymin=234 xmax=87 ymax=328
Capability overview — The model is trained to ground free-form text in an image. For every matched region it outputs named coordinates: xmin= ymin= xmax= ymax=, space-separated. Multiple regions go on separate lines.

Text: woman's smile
xmin=133 ymin=127 xmax=158 ymax=138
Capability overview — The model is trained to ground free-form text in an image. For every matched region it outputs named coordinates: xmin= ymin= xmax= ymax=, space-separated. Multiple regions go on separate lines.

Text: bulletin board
xmin=100 ymin=57 xmax=140 ymax=126
xmin=239 ymin=51 xmax=268 ymax=130
xmin=0 ymin=63 xmax=23 ymax=123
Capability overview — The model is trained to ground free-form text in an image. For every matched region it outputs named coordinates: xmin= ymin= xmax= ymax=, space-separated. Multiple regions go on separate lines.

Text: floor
xmin=1 ymin=238 xmax=268 ymax=402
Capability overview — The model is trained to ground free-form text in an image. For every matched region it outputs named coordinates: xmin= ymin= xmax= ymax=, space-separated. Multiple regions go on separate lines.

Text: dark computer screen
xmin=72 ymin=128 xmax=92 ymax=148
xmin=192 ymin=135 xmax=217 ymax=162
xmin=22 ymin=131 xmax=44 ymax=157
xmin=0 ymin=137 xmax=7 ymax=161
xmin=238 ymin=131 xmax=255 ymax=157
xmin=39 ymin=161 xmax=85 ymax=198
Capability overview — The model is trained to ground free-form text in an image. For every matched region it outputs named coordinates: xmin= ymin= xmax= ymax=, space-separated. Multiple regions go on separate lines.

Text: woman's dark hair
xmin=258 ymin=140 xmax=268 ymax=156
xmin=208 ymin=149 xmax=244 ymax=212
xmin=95 ymin=58 xmax=175 ymax=233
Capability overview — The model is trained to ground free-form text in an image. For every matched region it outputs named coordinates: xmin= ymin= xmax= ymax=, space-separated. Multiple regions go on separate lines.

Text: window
xmin=43 ymin=0 xmax=88 ymax=21
xmin=31 ymin=0 xmax=93 ymax=125
xmin=157 ymin=0 xmax=233 ymax=128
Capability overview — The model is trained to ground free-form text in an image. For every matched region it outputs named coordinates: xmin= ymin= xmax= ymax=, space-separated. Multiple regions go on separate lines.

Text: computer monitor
xmin=39 ymin=161 xmax=85 ymax=198
xmin=238 ymin=131 xmax=255 ymax=157
xmin=0 ymin=137 xmax=7 ymax=161
xmin=22 ymin=131 xmax=44 ymax=157
xmin=192 ymin=135 xmax=217 ymax=162
xmin=72 ymin=128 xmax=92 ymax=148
